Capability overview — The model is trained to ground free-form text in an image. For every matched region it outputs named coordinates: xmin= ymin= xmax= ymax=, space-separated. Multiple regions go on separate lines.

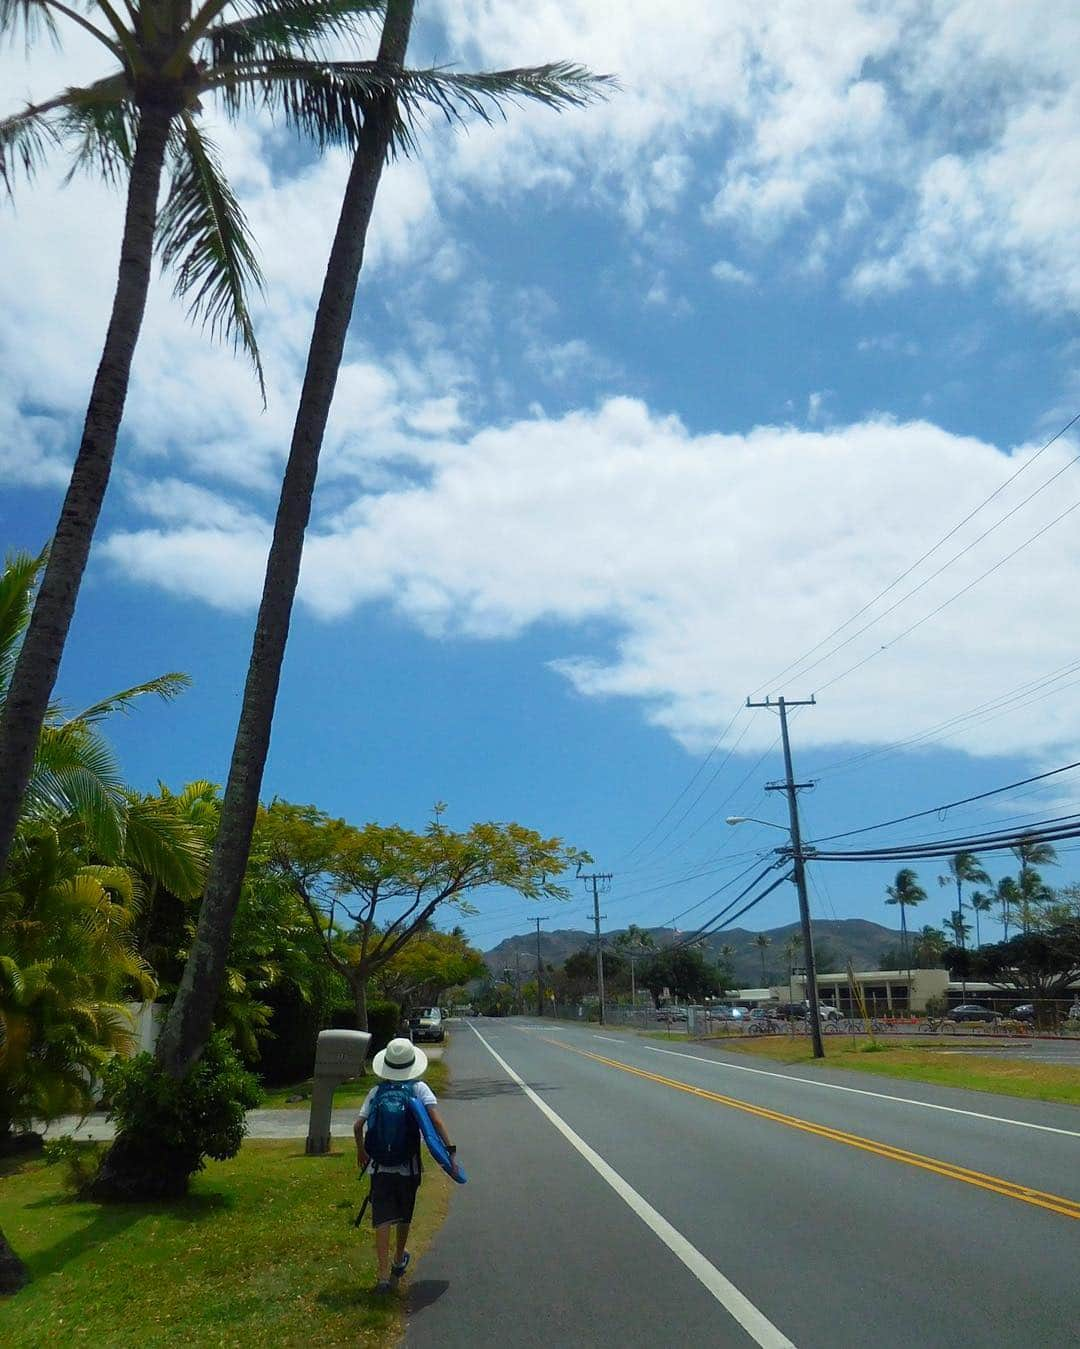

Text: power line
xmin=809 ymin=758 xmax=1080 ymax=845
xmin=666 ymin=868 xmax=792 ymax=952
xmin=749 ymin=410 xmax=1080 ymax=696
xmin=812 ymin=813 xmax=1080 ymax=863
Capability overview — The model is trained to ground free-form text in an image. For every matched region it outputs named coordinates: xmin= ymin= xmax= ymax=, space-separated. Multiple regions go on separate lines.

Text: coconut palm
xmin=754 ymin=932 xmax=772 ymax=984
xmin=969 ymin=890 xmax=993 ymax=948
xmin=1012 ymin=838 xmax=1058 ymax=935
xmin=995 ymin=875 xmax=1020 ymax=941
xmin=0 ymin=0 xmax=423 ymax=877
xmin=155 ymin=0 xmax=610 ymax=1079
xmin=937 ymin=852 xmax=990 ymax=962
xmin=943 ymin=909 xmax=972 ymax=947
xmin=885 ymin=868 xmax=927 ymax=974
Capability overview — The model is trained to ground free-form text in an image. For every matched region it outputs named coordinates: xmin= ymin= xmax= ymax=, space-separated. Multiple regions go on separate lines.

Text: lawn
xmin=2 ymin=1139 xmax=451 ymax=1347
xmin=715 ymin=1035 xmax=1080 ymax=1106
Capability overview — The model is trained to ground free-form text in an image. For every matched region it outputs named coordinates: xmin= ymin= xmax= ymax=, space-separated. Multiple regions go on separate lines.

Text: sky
xmin=3 ymin=1 xmax=1080 ymax=958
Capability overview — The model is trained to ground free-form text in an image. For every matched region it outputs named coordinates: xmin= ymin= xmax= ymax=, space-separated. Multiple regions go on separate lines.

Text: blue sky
xmin=4 ymin=1 xmax=1080 ymax=956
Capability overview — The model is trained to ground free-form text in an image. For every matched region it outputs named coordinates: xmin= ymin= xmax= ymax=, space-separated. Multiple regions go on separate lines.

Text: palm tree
xmin=0 ymin=0 xmax=408 ymax=877
xmin=155 ymin=0 xmax=610 ymax=1080
xmin=754 ymin=932 xmax=772 ymax=984
xmin=943 ymin=909 xmax=972 ymax=947
xmin=885 ymin=868 xmax=927 ymax=974
xmin=0 ymin=553 xmax=204 ymax=1291
xmin=937 ymin=852 xmax=990 ymax=963
xmin=912 ymin=925 xmax=947 ymax=966
xmin=969 ymin=890 xmax=993 ymax=948
xmin=995 ymin=875 xmax=1020 ymax=941
xmin=1012 ymin=838 xmax=1058 ymax=935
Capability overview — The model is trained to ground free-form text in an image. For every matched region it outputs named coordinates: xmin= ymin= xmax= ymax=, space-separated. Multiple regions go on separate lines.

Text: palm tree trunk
xmin=900 ymin=903 xmax=908 ymax=977
xmin=154 ymin=1 xmax=415 ymax=1080
xmin=0 ymin=100 xmax=174 ymax=881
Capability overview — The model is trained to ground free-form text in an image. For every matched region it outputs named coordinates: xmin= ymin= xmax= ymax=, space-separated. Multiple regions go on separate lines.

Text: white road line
xmin=593 ymin=1035 xmax=622 ymax=1043
xmin=469 ymin=1023 xmax=796 ymax=1349
xmin=629 ymin=1042 xmax=1080 ymax=1139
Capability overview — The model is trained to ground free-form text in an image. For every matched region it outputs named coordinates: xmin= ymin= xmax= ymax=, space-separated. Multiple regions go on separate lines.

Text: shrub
xmin=924 ymin=994 xmax=948 ymax=1019
xmin=42 ymin=1134 xmax=102 ymax=1194
xmin=90 ymin=1033 xmax=262 ymax=1201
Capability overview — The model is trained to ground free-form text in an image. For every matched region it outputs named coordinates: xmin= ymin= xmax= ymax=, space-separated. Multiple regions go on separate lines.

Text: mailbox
xmin=306 ymin=1028 xmax=371 ymax=1156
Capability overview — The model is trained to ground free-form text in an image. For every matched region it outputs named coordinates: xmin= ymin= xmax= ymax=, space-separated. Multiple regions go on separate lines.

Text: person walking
xmin=354 ymin=1037 xmax=456 ymax=1293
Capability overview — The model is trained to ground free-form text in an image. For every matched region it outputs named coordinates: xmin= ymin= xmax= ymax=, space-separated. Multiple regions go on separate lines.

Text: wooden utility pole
xmin=746 ymin=695 xmax=825 ymax=1059
xmin=580 ymin=872 xmax=612 ymax=1024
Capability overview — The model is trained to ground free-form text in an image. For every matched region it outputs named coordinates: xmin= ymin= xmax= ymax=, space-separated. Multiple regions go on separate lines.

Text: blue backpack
xmin=365 ymin=1082 xmax=419 ymax=1167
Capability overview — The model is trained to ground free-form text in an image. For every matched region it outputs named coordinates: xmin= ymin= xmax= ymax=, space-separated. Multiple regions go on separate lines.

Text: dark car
xmin=773 ymin=1002 xmax=808 ymax=1020
xmin=945 ymin=1003 xmax=1000 ymax=1023
xmin=1011 ymin=1004 xmax=1037 ymax=1022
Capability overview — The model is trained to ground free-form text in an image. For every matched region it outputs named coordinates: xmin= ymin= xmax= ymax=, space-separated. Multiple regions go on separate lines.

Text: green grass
xmin=717 ymin=1035 xmax=1080 ymax=1105
xmin=3 ymin=1139 xmax=451 ymax=1347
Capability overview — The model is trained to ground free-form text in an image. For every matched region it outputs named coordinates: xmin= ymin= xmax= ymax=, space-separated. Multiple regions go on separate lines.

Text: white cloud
xmin=710 ymin=260 xmax=754 ymax=287
xmin=103 ymin=399 xmax=1080 ymax=762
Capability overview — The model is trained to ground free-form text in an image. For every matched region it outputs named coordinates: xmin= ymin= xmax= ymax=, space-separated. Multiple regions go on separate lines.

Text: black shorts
xmin=370 ymin=1171 xmax=420 ymax=1227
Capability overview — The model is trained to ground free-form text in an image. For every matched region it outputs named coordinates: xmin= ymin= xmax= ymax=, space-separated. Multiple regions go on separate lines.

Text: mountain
xmin=483 ymin=918 xmax=907 ymax=988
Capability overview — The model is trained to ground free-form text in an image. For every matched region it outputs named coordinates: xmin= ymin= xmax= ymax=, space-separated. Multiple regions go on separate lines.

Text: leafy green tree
xmin=639 ymin=945 xmax=722 ymax=1004
xmin=946 ymin=922 xmax=1080 ymax=1007
xmin=254 ymin=800 xmax=584 ymax=1029
xmin=375 ymin=927 xmax=486 ymax=1012
xmin=886 ymin=867 xmax=927 ymax=972
xmin=936 ymin=852 xmax=988 ymax=966
xmin=0 ymin=0 xmax=402 ymax=876
xmin=157 ymin=0 xmax=611 ymax=1083
xmin=912 ymin=925 xmax=948 ymax=967
xmin=612 ymin=924 xmax=654 ymax=1004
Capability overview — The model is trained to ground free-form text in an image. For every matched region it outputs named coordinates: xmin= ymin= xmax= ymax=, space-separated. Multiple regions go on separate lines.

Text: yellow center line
xmin=538 ymin=1035 xmax=1080 ymax=1222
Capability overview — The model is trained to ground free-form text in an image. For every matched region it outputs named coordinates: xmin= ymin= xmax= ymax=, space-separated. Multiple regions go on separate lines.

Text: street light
xmin=726 ymin=816 xmax=787 ymax=831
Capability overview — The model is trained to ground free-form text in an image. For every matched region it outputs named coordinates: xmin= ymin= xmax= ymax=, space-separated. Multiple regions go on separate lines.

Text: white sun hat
xmin=372 ymin=1036 xmax=428 ymax=1081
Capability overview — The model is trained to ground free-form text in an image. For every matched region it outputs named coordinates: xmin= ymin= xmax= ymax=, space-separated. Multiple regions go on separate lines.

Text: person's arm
xmin=426 ymin=1104 xmax=458 ymax=1174
xmin=354 ymin=1115 xmax=369 ymax=1170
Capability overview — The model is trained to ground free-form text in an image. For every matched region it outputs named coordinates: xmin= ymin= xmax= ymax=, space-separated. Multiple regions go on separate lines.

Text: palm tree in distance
xmin=995 ymin=875 xmax=1020 ymax=941
xmin=885 ymin=867 xmax=927 ymax=975
xmin=969 ymin=891 xmax=993 ymax=948
xmin=154 ymin=0 xmax=611 ymax=1080
xmin=0 ymin=0 xmax=410 ymax=878
xmin=754 ymin=932 xmax=772 ymax=985
xmin=1011 ymin=838 xmax=1058 ymax=935
xmin=937 ymin=852 xmax=990 ymax=965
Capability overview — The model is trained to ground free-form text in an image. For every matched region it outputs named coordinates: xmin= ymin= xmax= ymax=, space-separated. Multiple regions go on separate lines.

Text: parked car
xmin=709 ymin=1006 xmax=746 ymax=1021
xmin=773 ymin=1002 xmax=808 ymax=1020
xmin=945 ymin=1003 xmax=1000 ymax=1023
xmin=1011 ymin=1004 xmax=1037 ymax=1022
xmin=409 ymin=1006 xmax=445 ymax=1042
xmin=816 ymin=1004 xmax=843 ymax=1022
xmin=748 ymin=1006 xmax=778 ymax=1021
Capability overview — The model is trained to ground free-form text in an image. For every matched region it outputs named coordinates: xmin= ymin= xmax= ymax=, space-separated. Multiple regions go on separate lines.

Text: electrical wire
xmin=748 ymin=410 xmax=1080 ymax=696
xmin=808 ymin=757 xmax=1080 ymax=845
xmin=812 ymin=813 xmax=1080 ymax=863
xmin=666 ymin=869 xmax=792 ymax=951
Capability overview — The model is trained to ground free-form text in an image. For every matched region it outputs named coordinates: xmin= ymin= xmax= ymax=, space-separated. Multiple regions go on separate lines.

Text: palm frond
xmin=66 ymin=671 xmax=191 ymax=727
xmin=26 ymin=763 xmax=125 ymax=856
xmin=206 ymin=0 xmax=382 ymax=67
xmin=157 ymin=114 xmax=265 ymax=397
xmin=217 ymin=58 xmax=613 ymax=157
xmin=122 ymin=796 xmax=208 ymax=899
xmin=57 ymin=77 xmax=138 ymax=185
xmin=0 ymin=548 xmax=46 ymax=693
xmin=0 ymin=0 xmax=58 ymax=43
xmin=0 ymin=100 xmax=62 ymax=192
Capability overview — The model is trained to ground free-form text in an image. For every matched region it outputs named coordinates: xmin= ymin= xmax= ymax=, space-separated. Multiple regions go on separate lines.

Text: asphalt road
xmin=405 ymin=1017 xmax=1080 ymax=1349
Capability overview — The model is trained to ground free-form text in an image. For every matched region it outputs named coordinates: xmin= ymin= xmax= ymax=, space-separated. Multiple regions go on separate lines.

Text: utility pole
xmin=746 ymin=694 xmax=825 ymax=1059
xmin=579 ymin=871 xmax=612 ymax=1024
xmin=514 ymin=948 xmax=522 ymax=1015
xmin=532 ymin=916 xmax=549 ymax=1016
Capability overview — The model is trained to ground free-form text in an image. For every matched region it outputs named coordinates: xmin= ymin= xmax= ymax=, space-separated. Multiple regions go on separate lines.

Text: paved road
xmin=405 ymin=1017 xmax=1080 ymax=1349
